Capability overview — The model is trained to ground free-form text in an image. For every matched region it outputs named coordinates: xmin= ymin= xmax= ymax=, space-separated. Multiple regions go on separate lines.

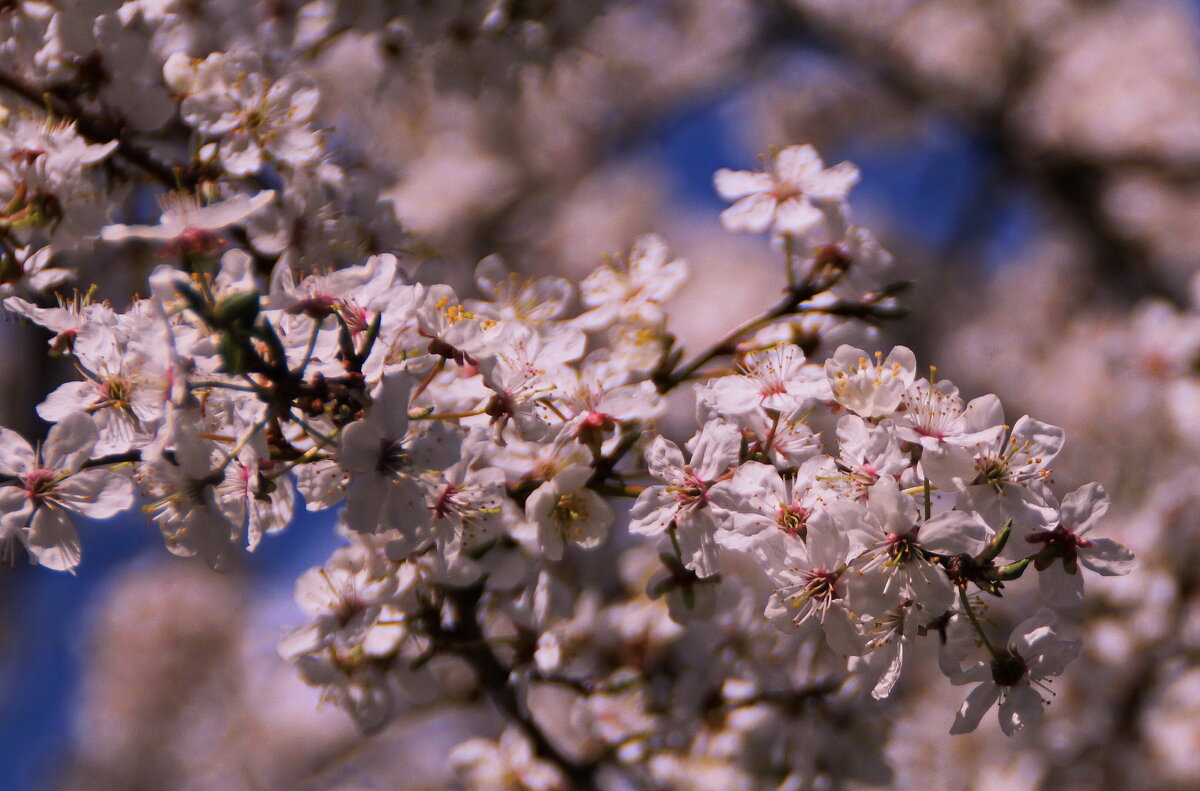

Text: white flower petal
xmin=1080 ymin=538 xmax=1135 ymax=576
xmin=24 ymin=506 xmax=81 ymax=572
xmin=43 ymin=412 xmax=99 ymax=473
xmin=1038 ymin=560 xmax=1085 ymax=607
xmin=1060 ymin=482 xmax=1110 ymax=534
xmin=645 ymin=436 xmax=685 ymax=482
xmin=713 ymin=168 xmax=773 ymax=199
xmin=773 ymin=145 xmax=823 ymax=183
xmin=998 ymin=684 xmax=1044 ymax=736
xmin=719 ymin=193 xmax=776 ymax=234
xmin=56 ymin=469 xmax=134 ymax=519
xmin=773 ymin=196 xmax=823 ymax=235
xmin=0 ymin=427 xmax=33 ymax=477
xmin=949 ymin=682 xmax=999 ymax=735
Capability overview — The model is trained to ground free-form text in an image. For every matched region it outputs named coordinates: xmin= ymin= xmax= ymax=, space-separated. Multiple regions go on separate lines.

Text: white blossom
xmin=714 ymin=144 xmax=859 ymax=236
xmin=950 ymin=609 xmax=1081 ymax=735
xmin=0 ymin=412 xmax=131 ymax=571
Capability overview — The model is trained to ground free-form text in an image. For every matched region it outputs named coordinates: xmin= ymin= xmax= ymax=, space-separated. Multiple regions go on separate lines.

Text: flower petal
xmin=339 ymin=420 xmax=385 ymax=475
xmin=0 ymin=427 xmax=34 ymax=477
xmin=773 ymin=145 xmax=823 ymax=183
xmin=24 ymin=506 xmax=81 ymax=572
xmin=1059 ymin=482 xmax=1110 ymax=534
xmin=1038 ymin=559 xmax=1084 ymax=607
xmin=645 ymin=436 xmax=685 ymax=483
xmin=919 ymin=511 xmax=989 ymax=555
xmin=42 ymin=412 xmax=99 ymax=473
xmin=713 ymin=168 xmax=773 ymax=200
xmin=719 ymin=193 xmax=776 ymax=234
xmin=56 ymin=469 xmax=134 ymax=519
xmin=773 ymin=196 xmax=823 ymax=235
xmin=949 ymin=682 xmax=999 ymax=735
xmin=998 ymin=684 xmax=1044 ymax=736
xmin=1080 ymin=538 xmax=1135 ymax=576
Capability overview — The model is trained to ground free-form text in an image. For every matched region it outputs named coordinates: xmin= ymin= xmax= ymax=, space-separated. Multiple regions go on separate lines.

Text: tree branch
xmin=0 ymin=67 xmax=194 ymax=189
xmin=435 ymin=584 xmax=600 ymax=791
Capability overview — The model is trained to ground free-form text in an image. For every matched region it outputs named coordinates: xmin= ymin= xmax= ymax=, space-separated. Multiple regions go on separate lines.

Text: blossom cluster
xmin=0 ymin=6 xmax=1136 ymax=783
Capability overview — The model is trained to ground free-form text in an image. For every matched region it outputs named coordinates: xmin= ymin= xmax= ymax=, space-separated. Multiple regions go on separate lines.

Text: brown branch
xmin=652 ymin=278 xmax=908 ymax=394
xmin=0 ymin=67 xmax=194 ymax=189
xmin=435 ymin=584 xmax=600 ymax=791
xmin=0 ymin=449 xmax=141 ymax=486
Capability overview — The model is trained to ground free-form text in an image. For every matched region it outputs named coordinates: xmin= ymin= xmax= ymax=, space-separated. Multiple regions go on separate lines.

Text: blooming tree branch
xmin=0 ymin=8 xmax=1138 ymax=789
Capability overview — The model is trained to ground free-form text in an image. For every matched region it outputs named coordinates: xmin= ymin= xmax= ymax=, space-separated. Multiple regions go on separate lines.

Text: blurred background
xmin=4 ymin=0 xmax=1200 ymax=788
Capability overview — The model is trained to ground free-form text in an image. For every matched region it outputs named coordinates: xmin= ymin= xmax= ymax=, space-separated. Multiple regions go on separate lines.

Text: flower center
xmin=23 ymin=468 xmax=56 ymax=502
xmin=432 ymin=483 xmax=459 ymax=520
xmin=884 ymin=531 xmax=920 ymax=564
xmin=99 ymin=376 xmax=132 ymax=409
xmin=777 ymin=503 xmax=809 ymax=539
xmin=802 ymin=567 xmax=839 ymax=601
xmin=990 ymin=649 xmax=1028 ymax=687
xmin=290 ymin=293 xmax=338 ymax=320
xmin=1027 ymin=525 xmax=1091 ymax=549
xmin=377 ymin=438 xmax=409 ymax=475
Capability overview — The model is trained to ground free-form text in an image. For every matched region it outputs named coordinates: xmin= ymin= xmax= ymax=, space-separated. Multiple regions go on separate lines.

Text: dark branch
xmin=0 ymin=67 xmax=194 ymax=189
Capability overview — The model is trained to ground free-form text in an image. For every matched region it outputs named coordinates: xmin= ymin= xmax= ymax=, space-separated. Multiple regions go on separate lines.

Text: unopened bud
xmin=214 ymin=289 xmax=261 ymax=328
xmin=993 ymin=557 xmax=1031 ymax=581
xmin=977 ymin=519 xmax=1014 ymax=563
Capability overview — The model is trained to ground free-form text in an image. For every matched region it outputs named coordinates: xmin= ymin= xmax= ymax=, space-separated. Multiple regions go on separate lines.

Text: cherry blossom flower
xmin=756 ymin=523 xmax=863 ymax=656
xmin=698 ymin=343 xmax=832 ymax=417
xmin=850 ymin=589 xmax=919 ymax=700
xmin=480 ymin=323 xmax=585 ymax=441
xmin=831 ymin=415 xmax=907 ymax=500
xmin=840 ymin=477 xmax=989 ymax=613
xmin=824 ymin=344 xmax=917 ymax=419
xmin=925 ymin=410 xmax=1064 ymax=535
xmin=0 ymin=245 xmax=73 ymax=295
xmin=729 ymin=406 xmax=821 ymax=468
xmin=950 ymin=609 xmax=1081 ymax=735
xmin=37 ymin=318 xmax=176 ymax=454
xmin=708 ymin=458 xmax=835 ymax=550
xmin=4 ymin=291 xmax=112 ymax=354
xmin=0 ymin=412 xmax=131 ymax=571
xmin=451 ymin=727 xmax=566 ymax=791
xmin=629 ymin=421 xmax=742 ymax=578
xmin=524 ymin=464 xmax=613 ymax=561
xmin=893 ymin=377 xmax=972 ymax=452
xmin=577 ymin=233 xmax=688 ymax=330
xmin=425 ymin=457 xmax=509 ymax=560
xmin=466 ymin=255 xmax=573 ymax=322
xmin=101 ymin=190 xmax=275 ymax=253
xmin=166 ymin=49 xmax=322 ymax=175
xmin=0 ymin=115 xmax=117 ymax=243
xmin=338 ymin=372 xmax=460 ymax=548
xmin=714 ymin=144 xmax=859 ymax=236
xmin=412 ymin=284 xmax=498 ymax=368
xmin=218 ymin=437 xmax=296 ymax=551
xmin=1027 ymin=482 xmax=1135 ymax=606
xmin=137 ymin=415 xmax=245 ymax=571
xmin=553 ymin=350 xmax=666 ymax=446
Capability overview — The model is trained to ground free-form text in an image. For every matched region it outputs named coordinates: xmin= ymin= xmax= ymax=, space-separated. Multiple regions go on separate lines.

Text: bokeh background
xmin=4 ymin=0 xmax=1200 ymax=788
